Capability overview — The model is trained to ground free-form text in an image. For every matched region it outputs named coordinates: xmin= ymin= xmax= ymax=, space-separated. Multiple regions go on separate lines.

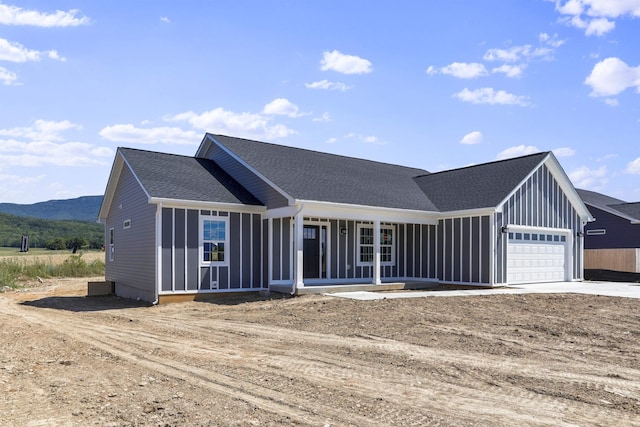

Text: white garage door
xmin=507 ymin=231 xmax=568 ymax=284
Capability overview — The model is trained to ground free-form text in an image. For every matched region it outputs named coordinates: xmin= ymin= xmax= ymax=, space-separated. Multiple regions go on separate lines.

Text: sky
xmin=1 ymin=0 xmax=639 ymax=205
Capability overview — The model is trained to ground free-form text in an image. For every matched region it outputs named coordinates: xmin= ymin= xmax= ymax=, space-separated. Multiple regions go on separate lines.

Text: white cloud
xmin=497 ymin=145 xmax=541 ymax=160
xmin=538 ymin=32 xmax=566 ymax=48
xmin=305 ymin=79 xmax=351 ymax=91
xmin=0 ymin=119 xmax=80 ymax=141
xmin=313 ymin=112 xmax=332 ymax=122
xmin=568 ymin=165 xmax=608 ymax=188
xmin=453 ymin=88 xmax=530 ymax=106
xmin=160 ymin=16 xmax=171 ymax=23
xmin=604 ymin=98 xmax=620 ymax=106
xmin=492 ymin=64 xmax=525 ymax=78
xmin=0 ymin=139 xmax=113 ymax=167
xmin=262 ymin=98 xmax=304 ymax=117
xmin=626 ymin=157 xmax=640 ymax=174
xmin=426 ymin=62 xmax=488 ymax=79
xmin=552 ymin=147 xmax=576 ymax=157
xmin=460 ymin=131 xmax=483 ymax=145
xmin=585 ymin=17 xmax=616 ymax=35
xmin=320 ymin=50 xmax=372 ymax=74
xmin=0 ymin=38 xmax=64 ymax=62
xmin=345 ymin=132 xmax=385 ymax=145
xmin=165 ymin=106 xmax=296 ymax=140
xmin=0 ymin=66 xmax=17 ymax=85
xmin=483 ymin=45 xmax=553 ymax=62
xmin=99 ymin=124 xmax=200 ymax=145
xmin=0 ymin=3 xmax=90 ymax=26
xmin=326 ymin=137 xmax=338 ymax=144
xmin=584 ymin=57 xmax=640 ymax=96
xmin=552 ymin=0 xmax=640 ymax=36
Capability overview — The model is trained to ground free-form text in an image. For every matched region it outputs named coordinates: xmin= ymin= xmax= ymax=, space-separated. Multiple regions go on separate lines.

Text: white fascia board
xmin=98 ymin=149 xmax=152 ymax=222
xmin=149 ymin=197 xmax=266 ymax=213
xmin=206 ymin=134 xmax=295 ymax=206
xmin=495 ymin=153 xmax=594 ymax=223
xmin=279 ymin=200 xmax=439 ymax=224
xmin=194 ymin=134 xmax=213 ymax=158
xmin=544 ymin=154 xmax=594 ymax=222
xmin=585 ymin=202 xmax=639 ymax=225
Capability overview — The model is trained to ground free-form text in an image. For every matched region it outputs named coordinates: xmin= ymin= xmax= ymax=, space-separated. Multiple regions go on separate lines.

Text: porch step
xmin=270 ymin=281 xmax=438 ymax=296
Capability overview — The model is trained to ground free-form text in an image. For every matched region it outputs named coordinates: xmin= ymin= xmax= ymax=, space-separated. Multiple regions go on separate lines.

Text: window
xmin=357 ymin=224 xmax=395 ymax=266
xmin=109 ymin=228 xmax=114 ymax=261
xmin=123 ymin=219 xmax=131 ymax=229
xmin=201 ymin=217 xmax=228 ymax=264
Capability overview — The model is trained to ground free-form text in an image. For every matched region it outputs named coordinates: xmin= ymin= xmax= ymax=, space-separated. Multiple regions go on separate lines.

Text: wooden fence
xmin=584 ymin=248 xmax=640 ymax=273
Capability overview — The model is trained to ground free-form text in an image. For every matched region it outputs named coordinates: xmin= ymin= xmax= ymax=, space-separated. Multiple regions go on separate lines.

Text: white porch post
xmin=294 ymin=211 xmax=305 ymax=288
xmin=373 ymin=219 xmax=382 ymax=285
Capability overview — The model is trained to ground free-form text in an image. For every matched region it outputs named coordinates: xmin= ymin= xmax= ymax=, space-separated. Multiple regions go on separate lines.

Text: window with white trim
xmin=356 ymin=224 xmax=395 ymax=266
xmin=201 ymin=216 xmax=228 ymax=265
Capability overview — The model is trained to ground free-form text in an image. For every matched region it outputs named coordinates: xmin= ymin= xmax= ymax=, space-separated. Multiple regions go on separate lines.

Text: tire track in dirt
xmin=111 ymin=312 xmax=640 ymax=426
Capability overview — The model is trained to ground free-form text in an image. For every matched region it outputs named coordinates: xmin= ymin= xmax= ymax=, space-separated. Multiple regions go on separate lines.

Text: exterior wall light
xmin=576 ymin=231 xmax=584 ymax=238
xmin=501 ymin=226 xmax=509 ymax=234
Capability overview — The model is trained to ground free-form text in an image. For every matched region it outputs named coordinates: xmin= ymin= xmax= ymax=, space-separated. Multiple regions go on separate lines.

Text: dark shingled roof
xmin=413 ymin=152 xmax=549 ymax=211
xmin=210 ymin=134 xmax=438 ymax=211
xmin=576 ymin=188 xmax=640 ymax=222
xmin=120 ymin=147 xmax=262 ymax=206
xmin=609 ymin=203 xmax=640 ymax=221
xmin=576 ymin=188 xmax=626 ymax=208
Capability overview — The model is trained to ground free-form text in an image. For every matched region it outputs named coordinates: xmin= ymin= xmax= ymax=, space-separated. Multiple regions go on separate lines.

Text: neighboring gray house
xmin=577 ymin=189 xmax=640 ymax=274
xmin=577 ymin=189 xmax=640 ymax=249
xmin=98 ymin=133 xmax=593 ymax=303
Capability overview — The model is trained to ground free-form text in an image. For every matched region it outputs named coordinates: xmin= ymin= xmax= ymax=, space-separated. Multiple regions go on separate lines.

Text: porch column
xmin=294 ymin=211 xmax=305 ymax=288
xmin=373 ymin=219 xmax=382 ymax=285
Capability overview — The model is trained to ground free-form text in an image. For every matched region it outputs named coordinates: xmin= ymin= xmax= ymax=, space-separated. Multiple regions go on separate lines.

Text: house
xmin=577 ymin=189 xmax=640 ymax=273
xmin=98 ymin=133 xmax=593 ymax=303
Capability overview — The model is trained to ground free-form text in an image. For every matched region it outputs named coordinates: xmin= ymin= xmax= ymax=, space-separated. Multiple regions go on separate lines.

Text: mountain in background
xmin=0 ymin=196 xmax=103 ymax=222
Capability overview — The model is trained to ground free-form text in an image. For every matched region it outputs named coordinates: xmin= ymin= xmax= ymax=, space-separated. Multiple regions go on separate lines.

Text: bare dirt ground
xmin=1 ymin=278 xmax=639 ymax=426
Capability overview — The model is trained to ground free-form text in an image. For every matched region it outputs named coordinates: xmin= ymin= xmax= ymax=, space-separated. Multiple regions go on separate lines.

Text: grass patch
xmin=0 ymin=252 xmax=105 ymax=290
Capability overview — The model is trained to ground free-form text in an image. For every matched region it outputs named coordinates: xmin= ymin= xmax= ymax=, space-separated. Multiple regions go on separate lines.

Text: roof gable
xmin=206 ymin=134 xmax=438 ymax=211
xmin=120 ymin=148 xmax=262 ymax=206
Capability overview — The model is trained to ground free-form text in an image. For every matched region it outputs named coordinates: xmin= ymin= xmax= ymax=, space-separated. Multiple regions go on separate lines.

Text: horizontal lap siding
xmin=498 ymin=164 xmax=583 ymax=282
xmin=105 ymin=164 xmax=157 ymax=301
xmin=162 ymin=208 xmax=263 ymax=293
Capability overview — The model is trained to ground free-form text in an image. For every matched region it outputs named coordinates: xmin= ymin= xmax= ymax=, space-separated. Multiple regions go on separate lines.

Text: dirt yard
xmin=1 ymin=278 xmax=639 ymax=426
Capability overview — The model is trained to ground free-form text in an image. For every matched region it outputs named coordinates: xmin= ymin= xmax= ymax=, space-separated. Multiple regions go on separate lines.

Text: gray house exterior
xmin=577 ymin=189 xmax=640 ymax=249
xmin=98 ymin=134 xmax=593 ymax=303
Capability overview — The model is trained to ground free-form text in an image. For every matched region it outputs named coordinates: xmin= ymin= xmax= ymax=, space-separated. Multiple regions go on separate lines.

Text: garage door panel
xmin=507 ymin=231 xmax=568 ymax=284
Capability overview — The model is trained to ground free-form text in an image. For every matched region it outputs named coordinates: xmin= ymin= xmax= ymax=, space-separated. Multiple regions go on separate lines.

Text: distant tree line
xmin=0 ymin=212 xmax=103 ymax=250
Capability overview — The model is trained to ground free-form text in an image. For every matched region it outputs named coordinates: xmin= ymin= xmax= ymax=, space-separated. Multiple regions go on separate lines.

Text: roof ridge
xmin=209 ymin=133 xmax=430 ymax=173
xmin=413 ymin=151 xmax=550 ymax=179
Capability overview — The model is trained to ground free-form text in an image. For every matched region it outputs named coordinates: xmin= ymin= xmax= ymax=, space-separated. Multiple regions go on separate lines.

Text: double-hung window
xmin=109 ymin=228 xmax=114 ymax=262
xmin=201 ymin=217 xmax=228 ymax=265
xmin=356 ymin=224 xmax=395 ymax=266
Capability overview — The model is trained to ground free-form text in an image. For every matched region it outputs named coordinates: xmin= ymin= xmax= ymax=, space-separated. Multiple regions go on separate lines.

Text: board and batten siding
xmin=437 ymin=216 xmax=491 ymax=285
xmin=201 ymin=141 xmax=289 ymax=209
xmin=496 ymin=163 xmax=583 ymax=283
xmin=161 ymin=208 xmax=264 ymax=292
xmin=105 ymin=164 xmax=157 ymax=301
xmin=269 ymin=218 xmax=437 ymax=283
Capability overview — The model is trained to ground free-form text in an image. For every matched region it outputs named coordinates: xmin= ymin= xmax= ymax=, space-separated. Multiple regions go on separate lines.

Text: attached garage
xmin=507 ymin=228 xmax=571 ymax=284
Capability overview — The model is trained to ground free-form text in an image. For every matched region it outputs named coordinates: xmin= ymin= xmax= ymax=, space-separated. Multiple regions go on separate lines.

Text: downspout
xmin=291 ymin=203 xmax=304 ymax=295
xmin=152 ymin=202 xmax=162 ymax=305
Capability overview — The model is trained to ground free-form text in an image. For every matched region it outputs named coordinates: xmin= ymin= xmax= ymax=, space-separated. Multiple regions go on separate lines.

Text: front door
xmin=303 ymin=225 xmax=320 ymax=278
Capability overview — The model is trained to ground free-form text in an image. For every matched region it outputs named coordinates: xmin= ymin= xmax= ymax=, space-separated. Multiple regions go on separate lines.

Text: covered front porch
xmin=265 ymin=202 xmax=439 ymax=295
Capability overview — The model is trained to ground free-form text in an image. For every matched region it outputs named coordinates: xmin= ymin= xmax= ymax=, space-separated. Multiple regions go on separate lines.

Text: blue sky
xmin=1 ymin=0 xmax=639 ymax=205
